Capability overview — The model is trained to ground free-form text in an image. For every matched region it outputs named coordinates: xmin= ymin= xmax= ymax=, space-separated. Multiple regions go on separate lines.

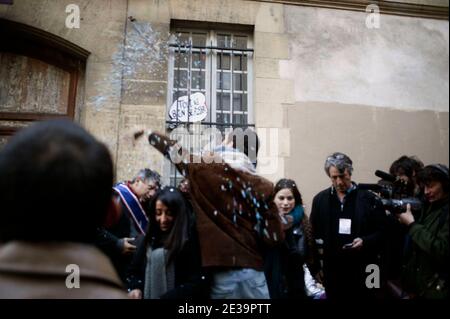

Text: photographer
xmin=383 ymin=156 xmax=424 ymax=281
xmin=398 ymin=164 xmax=449 ymax=299
xmin=389 ymin=155 xmax=424 ymax=198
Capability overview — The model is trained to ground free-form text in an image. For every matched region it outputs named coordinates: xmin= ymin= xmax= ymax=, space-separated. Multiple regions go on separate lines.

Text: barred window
xmin=166 ymin=27 xmax=254 ymax=186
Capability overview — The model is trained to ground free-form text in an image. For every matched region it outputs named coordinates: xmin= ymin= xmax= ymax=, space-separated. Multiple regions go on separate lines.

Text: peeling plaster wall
xmin=1 ymin=0 xmax=448 ymax=199
xmin=0 ymin=0 xmax=169 ymax=182
xmin=279 ymin=6 xmax=449 ymax=111
xmin=114 ymin=20 xmax=169 ymax=181
xmin=280 ymin=5 xmax=449 ymax=211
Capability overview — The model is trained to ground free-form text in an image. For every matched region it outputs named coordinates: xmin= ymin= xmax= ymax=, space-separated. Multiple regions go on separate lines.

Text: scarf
xmin=144 ymin=247 xmax=175 ymax=299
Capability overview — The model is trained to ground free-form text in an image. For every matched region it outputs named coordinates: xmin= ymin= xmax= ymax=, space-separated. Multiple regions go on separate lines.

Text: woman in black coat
xmin=264 ymin=179 xmax=318 ymax=299
xmin=127 ymin=187 xmax=210 ymax=299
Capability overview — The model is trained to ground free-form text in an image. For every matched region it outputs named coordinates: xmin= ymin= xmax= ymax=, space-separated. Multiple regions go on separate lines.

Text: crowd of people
xmin=0 ymin=120 xmax=448 ymax=299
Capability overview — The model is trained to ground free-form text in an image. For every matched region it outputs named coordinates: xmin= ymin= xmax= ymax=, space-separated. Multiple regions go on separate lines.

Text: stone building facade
xmin=1 ymin=0 xmax=448 ymax=209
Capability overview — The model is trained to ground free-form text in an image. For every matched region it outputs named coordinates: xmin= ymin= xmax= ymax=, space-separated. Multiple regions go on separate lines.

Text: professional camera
xmin=359 ymin=170 xmax=422 ymax=214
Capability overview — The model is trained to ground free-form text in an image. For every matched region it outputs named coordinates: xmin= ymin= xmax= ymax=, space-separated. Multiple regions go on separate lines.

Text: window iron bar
xmin=169 ymin=43 xmax=254 ymax=53
xmin=166 ymin=120 xmax=254 ymax=127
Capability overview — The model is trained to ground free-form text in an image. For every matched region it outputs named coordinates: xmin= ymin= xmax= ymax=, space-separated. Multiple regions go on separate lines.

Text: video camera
xmin=359 ymin=170 xmax=422 ymax=214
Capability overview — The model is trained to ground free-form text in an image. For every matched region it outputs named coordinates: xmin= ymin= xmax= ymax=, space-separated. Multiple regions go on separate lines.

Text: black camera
xmin=359 ymin=170 xmax=422 ymax=215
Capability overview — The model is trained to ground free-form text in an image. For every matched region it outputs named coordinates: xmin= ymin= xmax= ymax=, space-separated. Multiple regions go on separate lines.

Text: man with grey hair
xmin=96 ymin=168 xmax=161 ymax=284
xmin=310 ymin=152 xmax=386 ymax=299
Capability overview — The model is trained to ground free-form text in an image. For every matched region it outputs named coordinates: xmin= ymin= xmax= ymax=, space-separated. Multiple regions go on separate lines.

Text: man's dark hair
xmin=0 ymin=120 xmax=113 ymax=243
xmin=324 ymin=152 xmax=353 ymax=176
xmin=389 ymin=155 xmax=424 ymax=179
xmin=417 ymin=164 xmax=449 ymax=194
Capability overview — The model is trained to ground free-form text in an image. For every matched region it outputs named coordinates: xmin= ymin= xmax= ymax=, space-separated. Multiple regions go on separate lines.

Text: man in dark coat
xmin=310 ymin=152 xmax=387 ymax=299
xmin=0 ymin=120 xmax=127 ymax=298
xmin=96 ymin=168 xmax=161 ymax=284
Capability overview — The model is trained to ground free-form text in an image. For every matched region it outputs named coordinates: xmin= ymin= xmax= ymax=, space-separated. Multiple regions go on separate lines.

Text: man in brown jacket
xmin=0 ymin=120 xmax=128 ymax=299
xmin=145 ymin=128 xmax=284 ymax=298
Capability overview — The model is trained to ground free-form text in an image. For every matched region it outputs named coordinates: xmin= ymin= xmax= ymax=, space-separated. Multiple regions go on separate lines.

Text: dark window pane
xmin=233 ymin=74 xmax=247 ymax=91
xmin=170 ymin=175 xmax=185 ymax=188
xmin=217 ymin=34 xmax=232 ymax=48
xmin=192 ymin=52 xmax=206 ymax=69
xmin=217 ymin=112 xmax=231 ymax=125
xmin=172 ymin=90 xmax=187 ymax=102
xmin=192 ymin=33 xmax=207 ymax=47
xmin=217 ymin=72 xmax=231 ymax=90
xmin=233 ymin=113 xmax=248 ymax=125
xmin=242 ymin=94 xmax=248 ymax=112
xmin=233 ymin=73 xmax=247 ymax=91
xmin=174 ymin=32 xmax=190 ymax=46
xmin=175 ymin=52 xmax=188 ymax=68
xmin=233 ymin=94 xmax=248 ymax=112
xmin=192 ymin=71 xmax=205 ymax=90
xmin=174 ymin=70 xmax=188 ymax=89
xmin=233 ymin=55 xmax=247 ymax=71
xmin=233 ymin=74 xmax=241 ymax=91
xmin=217 ymin=54 xmax=230 ymax=70
xmin=233 ymin=36 xmax=247 ymax=50
xmin=217 ymin=93 xmax=230 ymax=111
xmin=232 ymin=94 xmax=241 ymax=112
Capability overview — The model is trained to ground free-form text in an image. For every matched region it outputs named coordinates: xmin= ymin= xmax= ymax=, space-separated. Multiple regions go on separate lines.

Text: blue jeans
xmin=210 ymin=268 xmax=270 ymax=299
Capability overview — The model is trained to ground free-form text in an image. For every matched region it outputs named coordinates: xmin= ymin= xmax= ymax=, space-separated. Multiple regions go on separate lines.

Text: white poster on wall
xmin=169 ymin=92 xmax=208 ymax=123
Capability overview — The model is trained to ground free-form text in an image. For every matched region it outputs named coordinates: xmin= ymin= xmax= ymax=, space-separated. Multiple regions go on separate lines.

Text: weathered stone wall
xmin=1 ymin=0 xmax=448 ymax=204
xmin=1 ymin=0 xmax=129 ymax=178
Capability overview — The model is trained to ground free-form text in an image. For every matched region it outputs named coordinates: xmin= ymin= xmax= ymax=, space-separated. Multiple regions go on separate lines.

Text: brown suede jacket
xmin=148 ymin=131 xmax=284 ymax=270
xmin=0 ymin=241 xmax=128 ymax=299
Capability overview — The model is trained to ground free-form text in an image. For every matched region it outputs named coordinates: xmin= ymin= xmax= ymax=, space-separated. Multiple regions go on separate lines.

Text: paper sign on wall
xmin=169 ymin=92 xmax=207 ymax=123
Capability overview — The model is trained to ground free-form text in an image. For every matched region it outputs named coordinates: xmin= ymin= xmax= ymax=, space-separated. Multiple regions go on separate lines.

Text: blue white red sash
xmin=113 ymin=183 xmax=148 ymax=235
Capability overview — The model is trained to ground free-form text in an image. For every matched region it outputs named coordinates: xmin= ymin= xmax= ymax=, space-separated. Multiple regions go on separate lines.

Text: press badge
xmin=339 ymin=218 xmax=352 ymax=234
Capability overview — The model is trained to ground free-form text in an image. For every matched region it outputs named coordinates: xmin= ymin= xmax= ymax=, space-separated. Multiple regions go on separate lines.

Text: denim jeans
xmin=210 ymin=268 xmax=270 ymax=299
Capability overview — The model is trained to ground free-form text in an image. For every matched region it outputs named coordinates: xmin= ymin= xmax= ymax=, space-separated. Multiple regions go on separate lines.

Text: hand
xmin=314 ymin=270 xmax=324 ymax=284
xmin=342 ymin=237 xmax=363 ymax=250
xmin=398 ymin=204 xmax=415 ymax=226
xmin=122 ymin=237 xmax=137 ymax=255
xmin=351 ymin=237 xmax=363 ymax=250
xmin=279 ymin=214 xmax=294 ymax=230
xmin=128 ymin=289 xmax=142 ymax=299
